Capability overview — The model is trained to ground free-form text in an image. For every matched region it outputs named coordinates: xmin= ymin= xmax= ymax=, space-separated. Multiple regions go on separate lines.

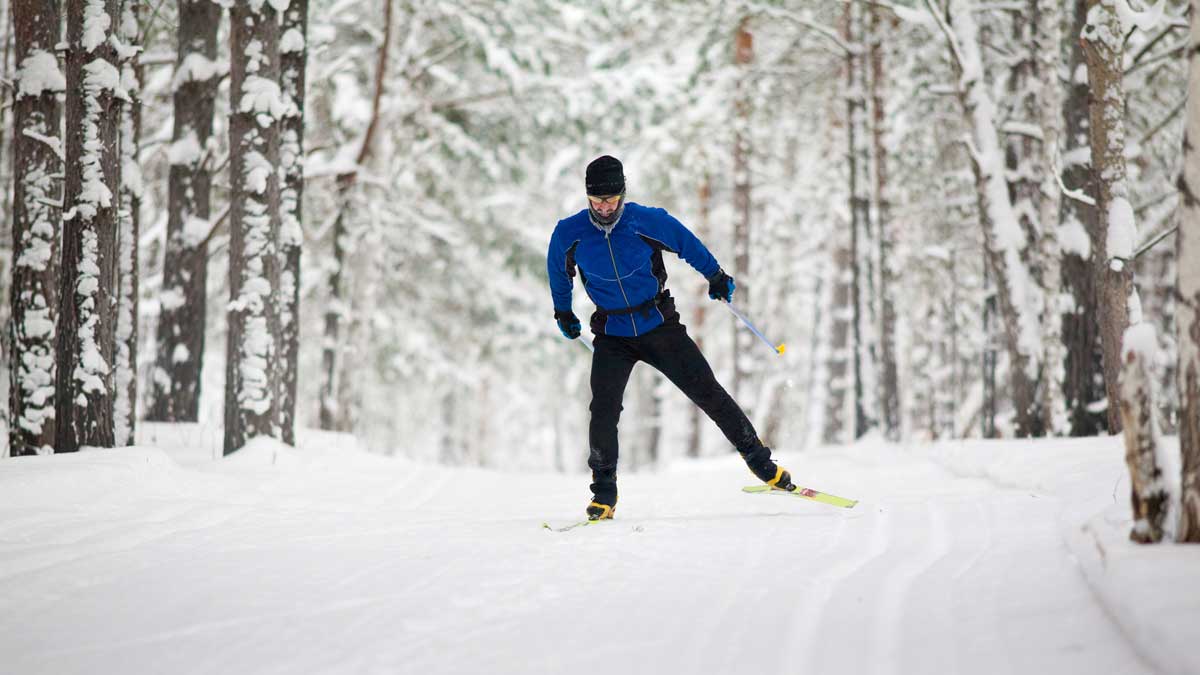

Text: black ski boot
xmin=741 ymin=445 xmax=794 ymax=491
xmin=587 ymin=472 xmax=618 ymax=520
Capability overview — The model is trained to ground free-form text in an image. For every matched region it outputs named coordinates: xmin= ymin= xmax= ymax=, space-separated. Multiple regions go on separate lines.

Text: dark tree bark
xmin=224 ymin=0 xmax=282 ymax=455
xmin=1177 ymin=0 xmax=1200 ymax=543
xmin=56 ymin=0 xmax=122 ymax=452
xmin=147 ymin=0 xmax=221 ymax=423
xmin=870 ymin=5 xmax=900 ymax=441
xmin=278 ymin=0 xmax=308 ymax=445
xmin=9 ymin=0 xmax=62 ymax=455
xmin=1061 ymin=0 xmax=1107 ymax=437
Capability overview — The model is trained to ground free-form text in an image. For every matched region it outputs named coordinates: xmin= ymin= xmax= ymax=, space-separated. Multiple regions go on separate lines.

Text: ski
xmin=542 ymin=519 xmax=612 ymax=532
xmin=742 ymin=484 xmax=858 ymax=509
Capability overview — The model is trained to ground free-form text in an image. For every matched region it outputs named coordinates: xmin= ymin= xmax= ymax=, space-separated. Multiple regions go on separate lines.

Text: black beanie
xmin=585 ymin=155 xmax=625 ymax=196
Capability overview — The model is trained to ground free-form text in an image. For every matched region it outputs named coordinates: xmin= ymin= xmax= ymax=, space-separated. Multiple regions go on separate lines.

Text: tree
xmin=1081 ymin=0 xmax=1140 ymax=433
xmin=319 ymin=0 xmax=391 ymax=432
xmin=869 ymin=4 xmax=901 ymax=441
xmin=731 ymin=15 xmax=753 ymax=405
xmin=224 ymin=0 xmax=283 ymax=455
xmin=278 ymin=0 xmax=308 ymax=444
xmin=10 ymin=0 xmax=63 ymax=455
xmin=114 ymin=0 xmax=142 ymax=446
xmin=147 ymin=0 xmax=222 ymax=423
xmin=57 ymin=0 xmax=123 ymax=452
xmin=1177 ymin=0 xmax=1200 ymax=543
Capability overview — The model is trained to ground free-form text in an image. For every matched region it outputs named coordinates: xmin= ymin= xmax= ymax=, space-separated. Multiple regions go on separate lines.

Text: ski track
xmin=0 ymin=444 xmax=1160 ymax=675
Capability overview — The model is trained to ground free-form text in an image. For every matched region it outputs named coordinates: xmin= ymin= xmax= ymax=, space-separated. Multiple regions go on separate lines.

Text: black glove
xmin=707 ymin=269 xmax=736 ymax=303
xmin=555 ymin=310 xmax=582 ymax=339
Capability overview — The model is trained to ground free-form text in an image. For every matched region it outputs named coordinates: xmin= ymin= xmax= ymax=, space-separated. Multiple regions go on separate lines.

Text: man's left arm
xmin=647 ymin=208 xmax=721 ymax=279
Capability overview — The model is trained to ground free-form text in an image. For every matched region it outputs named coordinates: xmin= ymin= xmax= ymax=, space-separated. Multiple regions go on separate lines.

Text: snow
xmin=167 ymin=131 xmax=202 ymax=166
xmin=239 ymin=75 xmax=288 ymax=123
xmin=82 ymin=0 xmax=112 ymax=53
xmin=1 ymin=430 xmax=1196 ymax=675
xmin=170 ymin=53 xmax=228 ymax=92
xmin=16 ymin=50 xmax=66 ymax=97
xmin=1107 ymin=196 xmax=1137 ymax=271
xmin=280 ymin=28 xmax=306 ymax=54
xmin=1059 ymin=216 xmax=1092 ymax=260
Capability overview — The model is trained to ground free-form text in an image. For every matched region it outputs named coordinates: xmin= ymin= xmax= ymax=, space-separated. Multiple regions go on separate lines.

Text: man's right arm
xmin=546 ymin=225 xmax=574 ymax=312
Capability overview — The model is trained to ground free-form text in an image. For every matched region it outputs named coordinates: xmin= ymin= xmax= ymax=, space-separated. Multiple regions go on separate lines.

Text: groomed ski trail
xmin=0 ymin=437 xmax=1157 ymax=675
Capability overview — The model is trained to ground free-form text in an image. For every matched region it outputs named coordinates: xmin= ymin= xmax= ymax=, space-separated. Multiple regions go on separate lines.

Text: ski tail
xmin=742 ymin=484 xmax=858 ymax=509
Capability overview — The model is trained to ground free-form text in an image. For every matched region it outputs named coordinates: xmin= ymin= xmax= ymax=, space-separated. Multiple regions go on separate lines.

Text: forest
xmin=2 ymin=0 xmax=1199 ymax=546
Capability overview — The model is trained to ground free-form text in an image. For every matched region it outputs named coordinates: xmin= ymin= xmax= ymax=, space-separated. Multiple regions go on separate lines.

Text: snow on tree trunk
xmin=147 ymin=0 xmax=221 ymax=423
xmin=114 ymin=0 xmax=141 ymax=446
xmin=278 ymin=0 xmax=307 ymax=445
xmin=1081 ymin=0 xmax=1140 ymax=433
xmin=731 ymin=16 xmax=753 ymax=407
xmin=10 ymin=0 xmax=63 ymax=456
xmin=320 ymin=0 xmax=391 ymax=432
xmin=1034 ymin=0 xmax=1068 ymax=436
xmin=57 ymin=0 xmax=124 ymax=452
xmin=1117 ymin=323 xmax=1169 ymax=543
xmin=224 ymin=0 xmax=284 ymax=455
xmin=1177 ymin=0 xmax=1200 ymax=544
xmin=944 ymin=0 xmax=1044 ymax=438
xmin=869 ymin=5 xmax=900 ymax=441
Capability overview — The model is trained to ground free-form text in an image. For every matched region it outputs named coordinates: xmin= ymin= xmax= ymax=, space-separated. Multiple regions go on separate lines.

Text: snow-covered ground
xmin=2 ymin=427 xmax=1198 ymax=675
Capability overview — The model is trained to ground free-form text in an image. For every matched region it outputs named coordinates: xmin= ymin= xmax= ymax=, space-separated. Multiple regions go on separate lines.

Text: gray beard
xmin=589 ymin=202 xmax=625 ymax=233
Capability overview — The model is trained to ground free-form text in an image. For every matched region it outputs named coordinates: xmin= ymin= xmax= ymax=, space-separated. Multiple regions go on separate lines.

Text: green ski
xmin=742 ymin=484 xmax=858 ymax=509
xmin=542 ymin=519 xmax=612 ymax=532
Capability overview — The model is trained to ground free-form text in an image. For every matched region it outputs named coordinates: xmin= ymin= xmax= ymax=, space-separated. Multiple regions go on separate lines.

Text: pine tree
xmin=224 ymin=0 xmax=283 ymax=455
xmin=10 ymin=0 xmax=63 ymax=455
xmin=57 ymin=0 xmax=123 ymax=452
xmin=114 ymin=0 xmax=141 ymax=446
xmin=278 ymin=0 xmax=308 ymax=445
xmin=147 ymin=0 xmax=222 ymax=423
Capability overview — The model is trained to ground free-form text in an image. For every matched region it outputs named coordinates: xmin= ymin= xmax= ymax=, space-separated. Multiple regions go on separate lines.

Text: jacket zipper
xmin=604 ymin=230 xmax=638 ymax=336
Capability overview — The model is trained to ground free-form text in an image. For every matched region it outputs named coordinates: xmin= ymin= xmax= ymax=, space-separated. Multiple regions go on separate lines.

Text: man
xmin=546 ymin=155 xmax=793 ymax=521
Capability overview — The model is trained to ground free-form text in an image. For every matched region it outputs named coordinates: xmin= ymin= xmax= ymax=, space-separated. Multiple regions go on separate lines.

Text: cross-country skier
xmin=547 ymin=155 xmax=794 ymax=521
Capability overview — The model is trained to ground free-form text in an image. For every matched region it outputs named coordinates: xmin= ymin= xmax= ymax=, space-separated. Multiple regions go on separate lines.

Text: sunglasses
xmin=587 ymin=194 xmax=623 ymax=206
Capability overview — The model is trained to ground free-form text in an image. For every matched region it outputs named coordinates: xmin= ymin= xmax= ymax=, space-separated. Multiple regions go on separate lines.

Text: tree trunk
xmin=1034 ymin=0 xmax=1067 ymax=435
xmin=845 ymin=2 xmax=870 ymax=439
xmin=1061 ymin=0 xmax=1107 ymax=437
xmin=1081 ymin=0 xmax=1139 ymax=433
xmin=278 ymin=0 xmax=307 ymax=445
xmin=320 ymin=0 xmax=391 ymax=431
xmin=147 ymin=0 xmax=220 ymax=423
xmin=224 ymin=0 xmax=282 ymax=455
xmin=869 ymin=5 xmax=900 ymax=441
xmin=824 ymin=242 xmax=853 ymax=445
xmin=1118 ymin=324 xmax=1168 ymax=543
xmin=687 ymin=174 xmax=712 ymax=458
xmin=731 ymin=16 xmax=753 ymax=406
xmin=946 ymin=0 xmax=1042 ymax=438
xmin=1176 ymin=0 xmax=1200 ymax=543
xmin=114 ymin=0 xmax=141 ymax=446
xmin=57 ymin=0 xmax=122 ymax=452
xmin=9 ymin=0 xmax=62 ymax=455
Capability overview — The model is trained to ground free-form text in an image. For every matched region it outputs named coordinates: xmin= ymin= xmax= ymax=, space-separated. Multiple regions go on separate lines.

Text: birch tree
xmin=56 ymin=0 xmax=123 ymax=452
xmin=1177 ymin=0 xmax=1200 ymax=543
xmin=224 ymin=0 xmax=284 ymax=455
xmin=10 ymin=0 xmax=63 ymax=455
xmin=147 ymin=0 xmax=222 ymax=423
xmin=933 ymin=0 xmax=1045 ymax=438
xmin=278 ymin=0 xmax=308 ymax=445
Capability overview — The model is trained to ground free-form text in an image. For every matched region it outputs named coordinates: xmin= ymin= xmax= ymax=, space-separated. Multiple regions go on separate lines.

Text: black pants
xmin=588 ymin=318 xmax=766 ymax=498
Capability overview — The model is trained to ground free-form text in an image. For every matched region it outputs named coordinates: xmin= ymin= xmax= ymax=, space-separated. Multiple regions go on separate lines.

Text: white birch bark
xmin=114 ymin=0 xmax=141 ymax=446
xmin=1176 ymin=0 xmax=1200 ymax=543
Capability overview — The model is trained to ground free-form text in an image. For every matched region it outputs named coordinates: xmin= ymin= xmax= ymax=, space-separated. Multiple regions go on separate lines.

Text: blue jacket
xmin=547 ymin=202 xmax=721 ymax=337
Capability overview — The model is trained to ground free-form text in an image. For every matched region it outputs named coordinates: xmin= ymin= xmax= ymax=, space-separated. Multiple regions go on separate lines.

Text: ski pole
xmin=724 ymin=301 xmax=785 ymax=356
xmin=579 ymin=334 xmax=594 ymax=353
